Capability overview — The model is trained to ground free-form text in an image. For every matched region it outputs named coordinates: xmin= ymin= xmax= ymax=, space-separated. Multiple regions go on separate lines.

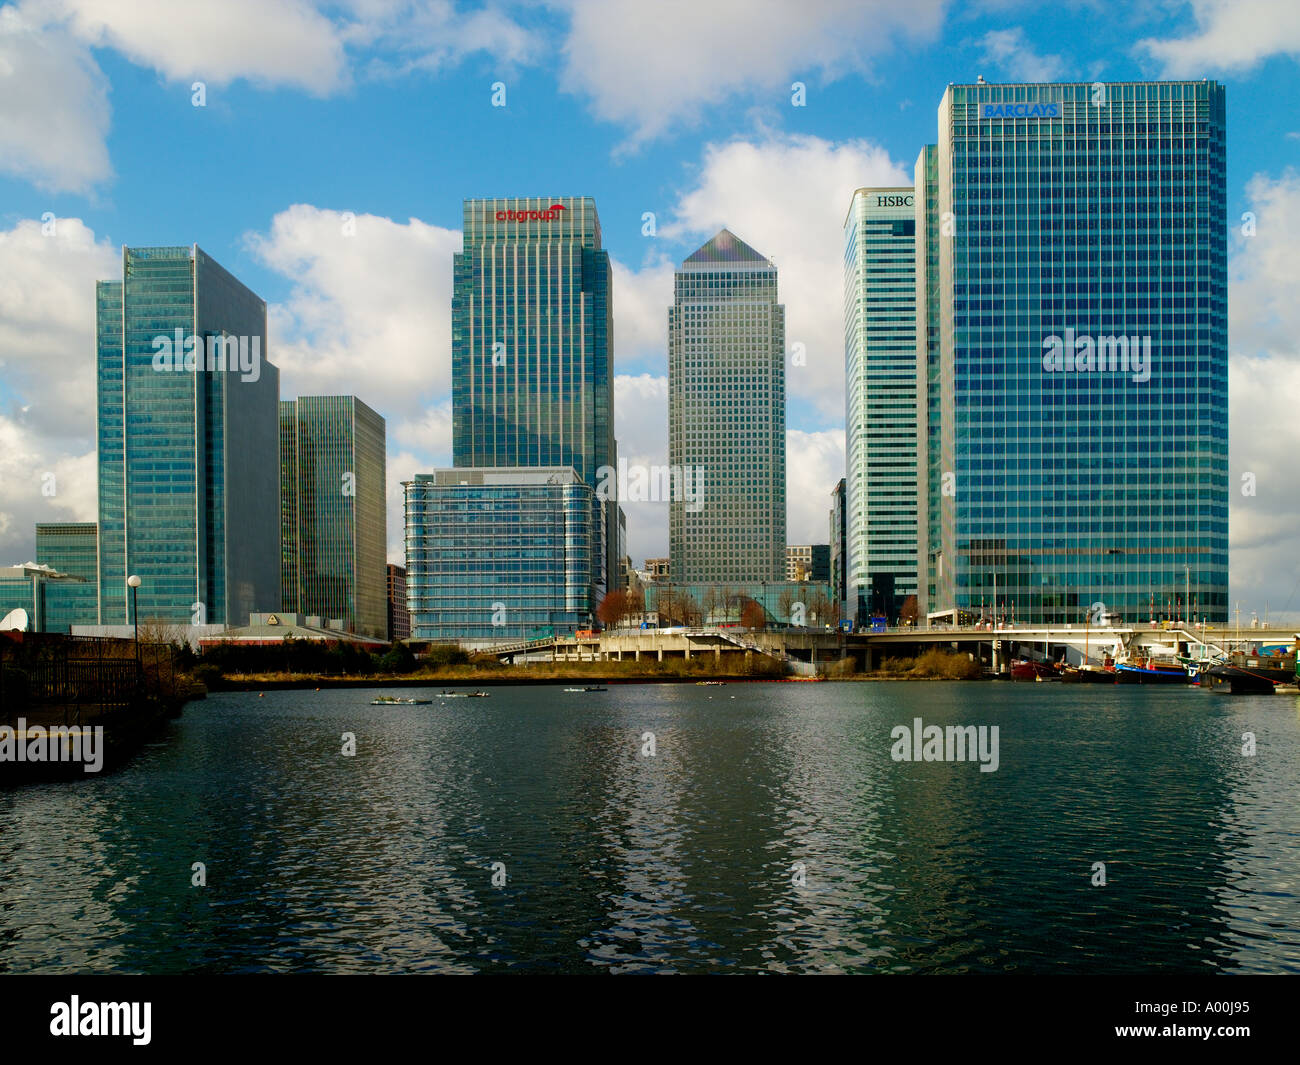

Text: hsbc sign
xmin=495 ymin=204 xmax=567 ymax=222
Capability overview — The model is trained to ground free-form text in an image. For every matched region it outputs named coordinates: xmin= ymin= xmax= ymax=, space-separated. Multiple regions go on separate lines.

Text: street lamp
xmin=127 ymin=575 xmax=142 ymax=672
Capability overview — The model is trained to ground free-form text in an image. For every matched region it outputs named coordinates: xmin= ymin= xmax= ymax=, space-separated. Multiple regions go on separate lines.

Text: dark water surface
xmin=2 ymin=682 xmax=1297 ymax=973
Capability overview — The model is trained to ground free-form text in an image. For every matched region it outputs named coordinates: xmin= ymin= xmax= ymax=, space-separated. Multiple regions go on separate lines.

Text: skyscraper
xmin=451 ymin=196 xmax=618 ymax=597
xmin=280 ymin=396 xmax=387 ymax=638
xmin=668 ymin=229 xmax=785 ymax=583
xmin=96 ymin=246 xmax=280 ymax=627
xmin=844 ymin=188 xmax=919 ymax=623
xmin=914 ymin=144 xmax=942 ymax=621
xmin=829 ymin=477 xmax=847 ymax=612
xmin=386 ymin=564 xmax=409 ymax=641
xmin=35 ymin=522 xmax=99 ymax=632
xmin=919 ymin=81 xmax=1228 ymax=624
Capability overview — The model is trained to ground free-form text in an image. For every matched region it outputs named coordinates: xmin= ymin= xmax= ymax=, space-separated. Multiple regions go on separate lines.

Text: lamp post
xmin=127 ymin=574 xmax=142 ymax=674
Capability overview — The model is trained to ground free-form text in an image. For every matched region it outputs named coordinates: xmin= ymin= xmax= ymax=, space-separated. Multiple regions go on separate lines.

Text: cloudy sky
xmin=1 ymin=0 xmax=1298 ymax=621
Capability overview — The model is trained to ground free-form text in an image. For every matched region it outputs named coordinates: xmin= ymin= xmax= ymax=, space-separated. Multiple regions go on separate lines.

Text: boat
xmin=1061 ymin=663 xmax=1116 ymax=684
xmin=1062 ymin=621 xmax=1119 ymax=683
xmin=1010 ymin=659 xmax=1060 ymax=681
xmin=370 ymin=696 xmax=433 ymax=705
xmin=697 ymin=681 xmax=725 ymax=686
xmin=1200 ymin=647 xmax=1297 ymax=695
xmin=1114 ymin=655 xmax=1197 ymax=685
xmin=563 ymin=686 xmax=607 ymax=693
xmin=436 ymin=690 xmax=491 ymax=698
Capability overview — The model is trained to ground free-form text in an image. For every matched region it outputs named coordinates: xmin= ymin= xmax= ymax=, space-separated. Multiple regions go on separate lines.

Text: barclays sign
xmin=980 ymin=102 xmax=1060 ymax=118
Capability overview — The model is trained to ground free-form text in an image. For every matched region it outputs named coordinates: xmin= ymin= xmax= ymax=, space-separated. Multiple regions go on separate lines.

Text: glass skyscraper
xmin=35 ymin=522 xmax=99 ymax=632
xmin=668 ymin=229 xmax=785 ymax=583
xmin=919 ymin=81 xmax=1228 ymax=624
xmin=96 ymin=245 xmax=281 ymax=627
xmin=452 ymin=197 xmax=618 ymax=597
xmin=280 ymin=396 xmax=387 ymax=638
xmin=914 ymin=144 xmax=942 ymax=621
xmin=844 ymin=188 xmax=919 ymax=623
xmin=404 ymin=468 xmax=594 ymax=642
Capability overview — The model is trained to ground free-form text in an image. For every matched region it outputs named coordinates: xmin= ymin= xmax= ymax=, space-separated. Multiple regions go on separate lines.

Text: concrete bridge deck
xmin=486 ymin=623 xmax=1297 ymax=673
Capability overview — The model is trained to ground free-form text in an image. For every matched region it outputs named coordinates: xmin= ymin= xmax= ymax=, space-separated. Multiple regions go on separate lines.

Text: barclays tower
xmin=913 ymin=81 xmax=1228 ymax=625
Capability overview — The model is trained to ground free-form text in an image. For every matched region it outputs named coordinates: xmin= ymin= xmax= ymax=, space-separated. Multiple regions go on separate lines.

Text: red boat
xmin=1010 ymin=659 xmax=1060 ymax=682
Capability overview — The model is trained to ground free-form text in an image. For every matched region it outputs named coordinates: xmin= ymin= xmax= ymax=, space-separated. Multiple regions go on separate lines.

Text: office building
xmin=280 ymin=396 xmax=387 ymax=638
xmin=786 ymin=544 xmax=830 ymax=583
xmin=404 ymin=468 xmax=595 ymax=642
xmin=452 ymin=197 xmax=620 ymax=599
xmin=829 ymin=479 xmax=847 ymax=612
xmin=387 ymin=564 xmax=409 ymax=641
xmin=668 ymin=229 xmax=785 ymax=584
xmin=96 ymin=245 xmax=280 ymax=627
xmin=844 ymin=187 xmax=920 ymax=623
xmin=918 ymin=81 xmax=1228 ymax=623
xmin=35 ymin=522 xmax=99 ymax=632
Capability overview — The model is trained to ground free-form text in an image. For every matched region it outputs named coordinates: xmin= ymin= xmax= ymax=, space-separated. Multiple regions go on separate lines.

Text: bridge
xmin=480 ymin=622 xmax=1297 ymax=674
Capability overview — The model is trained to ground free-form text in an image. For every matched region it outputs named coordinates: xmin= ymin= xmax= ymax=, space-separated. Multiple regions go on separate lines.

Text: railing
xmin=0 ymin=632 xmax=176 ymax=725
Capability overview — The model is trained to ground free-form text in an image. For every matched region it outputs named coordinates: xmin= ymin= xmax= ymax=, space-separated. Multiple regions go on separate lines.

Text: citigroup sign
xmin=980 ymin=102 xmax=1060 ymax=118
xmin=495 ymin=204 xmax=567 ymax=222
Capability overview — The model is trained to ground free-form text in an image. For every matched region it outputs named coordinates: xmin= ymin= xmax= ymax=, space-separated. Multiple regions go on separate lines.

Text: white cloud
xmin=385 ymin=404 xmax=452 ymax=563
xmin=0 ymin=216 xmax=117 ymax=437
xmin=0 ymin=417 xmax=97 ymax=561
xmin=612 ymin=372 xmax=669 ymax=565
xmin=247 ymin=204 xmax=461 ymax=423
xmin=49 ymin=0 xmax=349 ymax=94
xmin=247 ymin=205 xmax=461 ymax=565
xmin=1137 ymin=0 xmax=1300 ymax=75
xmin=555 ymin=0 xmax=946 ymax=145
xmin=0 ymin=215 xmax=115 ymax=562
xmin=0 ymin=5 xmax=111 ymax=193
xmin=344 ymin=0 xmax=539 ymax=77
xmin=1230 ymin=169 xmax=1300 ymax=355
xmin=663 ymin=132 xmax=911 ymax=422
xmin=786 ymin=428 xmax=844 ymax=545
xmin=610 ymin=254 xmax=673 ymax=372
xmin=977 ymin=27 xmax=1067 ymax=82
xmin=1227 ymin=168 xmax=1300 ymax=622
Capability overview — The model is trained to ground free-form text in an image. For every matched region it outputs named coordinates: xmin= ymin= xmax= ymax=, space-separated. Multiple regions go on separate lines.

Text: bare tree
xmin=741 ymin=598 xmax=766 ymax=630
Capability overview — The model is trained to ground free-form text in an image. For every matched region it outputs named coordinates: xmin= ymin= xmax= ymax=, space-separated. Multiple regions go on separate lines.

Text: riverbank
xmin=206 ymin=663 xmax=986 ymax=690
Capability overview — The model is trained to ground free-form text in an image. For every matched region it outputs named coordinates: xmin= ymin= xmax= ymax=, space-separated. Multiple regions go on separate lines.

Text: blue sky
xmin=2 ymin=0 xmax=1299 ymax=618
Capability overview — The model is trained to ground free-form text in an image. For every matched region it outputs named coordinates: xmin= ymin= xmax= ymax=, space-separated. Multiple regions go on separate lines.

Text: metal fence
xmin=0 ymin=632 xmax=168 ymax=724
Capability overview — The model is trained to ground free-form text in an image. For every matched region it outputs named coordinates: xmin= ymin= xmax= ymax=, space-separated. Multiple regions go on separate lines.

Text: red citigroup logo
xmin=495 ymin=204 xmax=567 ymax=222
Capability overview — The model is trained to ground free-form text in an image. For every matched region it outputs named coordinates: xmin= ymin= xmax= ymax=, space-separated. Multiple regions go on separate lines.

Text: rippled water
xmin=1 ymin=682 xmax=1297 ymax=974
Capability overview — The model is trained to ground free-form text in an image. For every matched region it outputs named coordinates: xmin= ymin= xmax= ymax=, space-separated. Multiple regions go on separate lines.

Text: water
xmin=2 ymin=682 xmax=1298 ymax=974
